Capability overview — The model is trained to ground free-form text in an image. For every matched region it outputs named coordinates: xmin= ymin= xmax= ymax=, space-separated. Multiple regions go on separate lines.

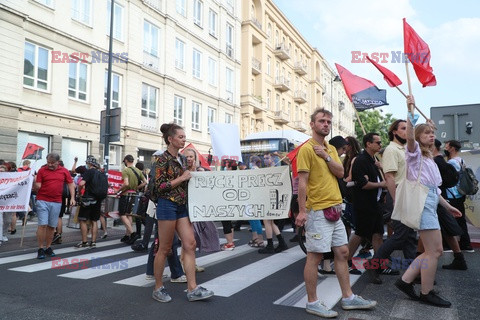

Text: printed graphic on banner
xmin=188 ymin=166 xmax=292 ymax=222
xmin=0 ymin=172 xmax=34 ymax=212
xmin=107 ymin=170 xmax=123 ymax=194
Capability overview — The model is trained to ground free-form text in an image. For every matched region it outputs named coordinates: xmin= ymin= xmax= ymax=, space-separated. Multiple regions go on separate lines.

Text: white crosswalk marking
xmin=0 ymin=240 xmax=121 ymax=266
xmin=198 ymin=246 xmax=305 ymax=297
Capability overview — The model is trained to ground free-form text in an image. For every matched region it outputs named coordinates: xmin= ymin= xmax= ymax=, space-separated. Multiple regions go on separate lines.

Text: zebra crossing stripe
xmin=114 ymin=243 xmax=256 ymax=287
xmin=198 ymin=247 xmax=305 ymax=297
xmin=8 ymin=246 xmax=133 ymax=273
xmin=0 ymin=240 xmax=121 ymax=266
xmin=274 ymin=273 xmax=362 ymax=309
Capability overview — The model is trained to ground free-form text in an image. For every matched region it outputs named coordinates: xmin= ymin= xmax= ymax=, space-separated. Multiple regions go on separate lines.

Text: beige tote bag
xmin=391 ymin=157 xmax=429 ymax=230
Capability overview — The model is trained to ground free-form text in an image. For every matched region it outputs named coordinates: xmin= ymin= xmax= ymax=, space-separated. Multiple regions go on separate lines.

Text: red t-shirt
xmin=36 ymin=166 xmax=73 ymax=203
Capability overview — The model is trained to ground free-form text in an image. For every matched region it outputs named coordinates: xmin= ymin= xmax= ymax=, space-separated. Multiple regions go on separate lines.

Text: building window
xmin=266 ymin=55 xmax=271 ymax=75
xmin=267 ymin=23 xmax=272 ymax=40
xmin=207 ymin=107 xmax=216 ymax=132
xmin=275 ymin=94 xmax=280 ymax=111
xmin=266 ymin=89 xmax=271 ymax=110
xmin=144 ymin=21 xmax=159 ymax=57
xmin=225 ymin=113 xmax=233 ymax=124
xmin=176 ymin=0 xmax=186 ymax=16
xmin=208 ymin=58 xmax=217 ymax=86
xmin=109 ymin=144 xmax=123 ymax=167
xmin=226 ymin=23 xmax=233 ymax=58
xmin=71 ymin=0 xmax=92 ymax=25
xmin=208 ymin=9 xmax=217 ymax=37
xmin=68 ymin=62 xmax=88 ymax=101
xmin=225 ymin=67 xmax=234 ymax=102
xmin=175 ymin=38 xmax=185 ymax=70
xmin=192 ymin=101 xmax=201 ymax=131
xmin=141 ymin=83 xmax=157 ymax=118
xmin=34 ymin=0 xmax=54 ymax=8
xmin=23 ymin=41 xmax=49 ymax=91
xmin=104 ymin=71 xmax=121 ymax=109
xmin=174 ymin=95 xmax=184 ymax=126
xmin=106 ymin=0 xmax=124 ymax=41
xmin=193 ymin=0 xmax=203 ymax=27
xmin=192 ymin=49 xmax=202 ymax=79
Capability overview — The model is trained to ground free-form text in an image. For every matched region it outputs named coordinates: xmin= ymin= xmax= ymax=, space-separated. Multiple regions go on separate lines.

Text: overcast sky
xmin=274 ymin=0 xmax=480 ymax=121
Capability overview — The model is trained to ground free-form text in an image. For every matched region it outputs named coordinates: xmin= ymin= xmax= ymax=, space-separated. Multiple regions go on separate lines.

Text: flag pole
xmin=394 ymin=86 xmax=429 ymax=120
xmin=354 ymin=108 xmax=366 ymax=135
xmin=404 ymin=62 xmax=414 ymax=114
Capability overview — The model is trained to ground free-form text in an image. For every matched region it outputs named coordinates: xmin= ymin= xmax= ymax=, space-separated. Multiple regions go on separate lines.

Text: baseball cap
xmin=329 ymin=136 xmax=349 ymax=149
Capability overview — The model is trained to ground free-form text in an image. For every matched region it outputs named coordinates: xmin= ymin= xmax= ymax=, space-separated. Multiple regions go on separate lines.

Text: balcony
xmin=251 ymin=17 xmax=262 ymax=30
xmin=251 ymin=95 xmax=266 ymax=113
xmin=293 ymin=121 xmax=308 ymax=132
xmin=293 ymin=90 xmax=307 ymax=104
xmin=141 ymin=115 xmax=158 ymax=132
xmin=143 ymin=51 xmax=159 ymax=71
xmin=294 ymin=62 xmax=307 ymax=75
xmin=273 ymin=76 xmax=291 ymax=92
xmin=273 ymin=110 xmax=290 ymax=124
xmin=144 ymin=0 xmax=162 ymax=11
xmin=338 ymin=101 xmax=345 ymax=111
xmin=274 ymin=43 xmax=290 ymax=60
xmin=251 ymin=57 xmax=261 ymax=75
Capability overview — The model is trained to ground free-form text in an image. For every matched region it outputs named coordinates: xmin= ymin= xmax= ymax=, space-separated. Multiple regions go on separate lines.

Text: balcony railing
xmin=293 ymin=121 xmax=308 ymax=132
xmin=273 ymin=76 xmax=290 ymax=92
xmin=251 ymin=95 xmax=266 ymax=112
xmin=251 ymin=57 xmax=261 ymax=75
xmin=293 ymin=90 xmax=307 ymax=104
xmin=144 ymin=0 xmax=162 ymax=11
xmin=274 ymin=43 xmax=290 ymax=60
xmin=251 ymin=17 xmax=262 ymax=30
xmin=141 ymin=115 xmax=158 ymax=132
xmin=273 ymin=110 xmax=289 ymax=124
xmin=143 ymin=51 xmax=160 ymax=71
xmin=294 ymin=62 xmax=307 ymax=75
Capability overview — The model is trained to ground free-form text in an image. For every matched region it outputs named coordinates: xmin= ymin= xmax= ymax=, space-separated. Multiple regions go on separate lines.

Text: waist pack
xmin=323 ymin=204 xmax=342 ymax=222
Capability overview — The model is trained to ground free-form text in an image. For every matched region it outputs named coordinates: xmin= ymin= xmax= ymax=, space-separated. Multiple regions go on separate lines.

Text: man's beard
xmin=395 ymin=134 xmax=406 ymax=145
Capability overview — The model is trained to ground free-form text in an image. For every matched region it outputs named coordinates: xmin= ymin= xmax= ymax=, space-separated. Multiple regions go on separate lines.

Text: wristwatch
xmin=325 ymin=156 xmax=332 ymax=163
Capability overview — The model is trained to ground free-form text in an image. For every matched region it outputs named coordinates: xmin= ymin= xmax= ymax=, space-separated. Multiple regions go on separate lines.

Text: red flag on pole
xmin=181 ymin=143 xmax=210 ymax=169
xmin=366 ymin=56 xmax=403 ymax=87
xmin=286 ymin=140 xmax=309 ymax=178
xmin=22 ymin=143 xmax=44 ymax=160
xmin=403 ymin=18 xmax=436 ymax=87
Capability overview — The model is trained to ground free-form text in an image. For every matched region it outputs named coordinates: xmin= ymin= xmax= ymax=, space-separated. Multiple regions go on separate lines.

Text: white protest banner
xmin=210 ymin=123 xmax=243 ymax=163
xmin=188 ymin=166 xmax=292 ymax=222
xmin=0 ymin=172 xmax=34 ymax=212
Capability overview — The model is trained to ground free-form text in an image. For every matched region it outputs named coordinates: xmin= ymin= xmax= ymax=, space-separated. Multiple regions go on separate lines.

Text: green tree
xmin=354 ymin=109 xmax=396 ymax=146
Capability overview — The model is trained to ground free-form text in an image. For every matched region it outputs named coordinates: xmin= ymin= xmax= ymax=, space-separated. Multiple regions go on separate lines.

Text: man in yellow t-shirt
xmin=295 ymin=108 xmax=377 ymax=317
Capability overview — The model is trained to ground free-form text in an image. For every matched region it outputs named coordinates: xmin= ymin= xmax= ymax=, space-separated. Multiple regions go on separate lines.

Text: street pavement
xmin=1 ymin=216 xmax=480 ymax=320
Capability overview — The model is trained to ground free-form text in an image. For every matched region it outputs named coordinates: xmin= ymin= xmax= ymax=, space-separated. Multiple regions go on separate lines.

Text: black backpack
xmin=89 ymin=170 xmax=109 ymax=200
xmin=457 ymin=159 xmax=479 ymax=196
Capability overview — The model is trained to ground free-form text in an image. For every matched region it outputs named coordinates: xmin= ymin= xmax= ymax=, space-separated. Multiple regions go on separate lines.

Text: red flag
xmin=366 ymin=56 xmax=402 ymax=87
xmin=22 ymin=143 xmax=44 ymax=160
xmin=335 ymin=63 xmax=388 ymax=111
xmin=181 ymin=143 xmax=210 ymax=169
xmin=403 ymin=18 xmax=436 ymax=87
xmin=286 ymin=140 xmax=309 ymax=178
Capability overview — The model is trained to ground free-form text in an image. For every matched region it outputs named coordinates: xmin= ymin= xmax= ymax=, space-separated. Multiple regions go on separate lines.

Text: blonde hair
xmin=415 ymin=123 xmax=435 ymax=157
xmin=184 ymin=148 xmax=198 ymax=167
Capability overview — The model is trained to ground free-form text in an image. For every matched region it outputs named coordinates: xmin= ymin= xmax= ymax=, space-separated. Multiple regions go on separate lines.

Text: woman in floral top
xmin=151 ymin=123 xmax=214 ymax=303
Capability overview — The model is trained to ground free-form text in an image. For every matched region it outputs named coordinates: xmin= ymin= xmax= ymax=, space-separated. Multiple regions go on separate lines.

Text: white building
xmin=0 ymin=0 xmax=241 ymax=169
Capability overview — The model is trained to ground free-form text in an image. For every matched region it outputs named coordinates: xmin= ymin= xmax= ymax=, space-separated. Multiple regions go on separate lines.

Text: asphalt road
xmin=1 ymin=219 xmax=480 ymax=320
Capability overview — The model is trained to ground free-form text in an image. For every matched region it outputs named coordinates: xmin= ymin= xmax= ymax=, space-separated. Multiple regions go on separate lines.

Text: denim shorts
xmin=36 ymin=200 xmax=62 ymax=227
xmin=305 ymin=208 xmax=348 ymax=253
xmin=156 ymin=198 xmax=189 ymax=221
xmin=419 ymin=187 xmax=440 ymax=230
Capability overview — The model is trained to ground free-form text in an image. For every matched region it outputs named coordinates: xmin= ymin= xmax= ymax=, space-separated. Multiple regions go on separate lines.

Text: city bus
xmin=240 ymin=130 xmax=310 ymax=168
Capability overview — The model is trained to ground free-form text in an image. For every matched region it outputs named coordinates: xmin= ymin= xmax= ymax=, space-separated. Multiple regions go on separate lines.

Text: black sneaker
xmin=258 ymin=245 xmax=275 ymax=254
xmin=274 ymin=241 xmax=288 ymax=253
xmin=379 ymin=267 xmax=400 ymax=276
xmin=365 ymin=262 xmax=382 ymax=284
xmin=74 ymin=241 xmax=89 ymax=249
xmin=394 ymin=278 xmax=419 ymax=300
xmin=120 ymin=235 xmax=129 ymax=243
xmin=460 ymin=245 xmax=475 ymax=253
xmin=44 ymin=247 xmax=55 ymax=257
xmin=348 ymin=261 xmax=362 ymax=275
xmin=419 ymin=290 xmax=451 ymax=308
xmin=127 ymin=232 xmax=141 ymax=245
xmin=131 ymin=243 xmax=148 ymax=252
xmin=37 ymin=248 xmax=46 ymax=260
xmin=52 ymin=234 xmax=62 ymax=245
xmin=442 ymin=258 xmax=467 ymax=270
xmin=89 ymin=242 xmax=96 ymax=249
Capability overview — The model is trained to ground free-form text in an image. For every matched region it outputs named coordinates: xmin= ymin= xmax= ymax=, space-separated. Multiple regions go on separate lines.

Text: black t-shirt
xmin=82 ymin=168 xmax=97 ymax=198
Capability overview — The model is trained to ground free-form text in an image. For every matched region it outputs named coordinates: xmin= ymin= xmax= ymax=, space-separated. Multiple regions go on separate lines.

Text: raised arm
xmin=406 ymin=95 xmax=416 ymax=153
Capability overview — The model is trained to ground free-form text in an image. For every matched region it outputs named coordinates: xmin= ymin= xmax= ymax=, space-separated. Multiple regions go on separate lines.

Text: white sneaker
xmin=2 ymin=236 xmax=8 ymax=242
xmin=145 ymin=274 xmax=155 ymax=281
xmin=171 ymin=275 xmax=187 ymax=283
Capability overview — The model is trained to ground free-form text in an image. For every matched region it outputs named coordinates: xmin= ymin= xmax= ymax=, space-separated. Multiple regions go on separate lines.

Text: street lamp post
xmin=104 ymin=0 xmax=115 ymax=172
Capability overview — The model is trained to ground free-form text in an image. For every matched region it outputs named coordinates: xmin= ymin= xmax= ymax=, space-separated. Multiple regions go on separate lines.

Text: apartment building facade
xmin=239 ymin=0 xmax=355 ymax=138
xmin=0 ymin=0 xmax=241 ymax=169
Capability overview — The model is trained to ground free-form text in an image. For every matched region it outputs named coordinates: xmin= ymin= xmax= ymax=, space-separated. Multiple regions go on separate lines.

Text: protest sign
xmin=0 ymin=172 xmax=34 ymax=212
xmin=107 ymin=170 xmax=123 ymax=195
xmin=209 ymin=123 xmax=243 ymax=163
xmin=188 ymin=166 xmax=292 ymax=222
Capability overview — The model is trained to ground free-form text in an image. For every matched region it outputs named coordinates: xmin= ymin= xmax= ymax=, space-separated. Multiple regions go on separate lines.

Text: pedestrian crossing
xmin=2 ymin=238 xmax=359 ymax=311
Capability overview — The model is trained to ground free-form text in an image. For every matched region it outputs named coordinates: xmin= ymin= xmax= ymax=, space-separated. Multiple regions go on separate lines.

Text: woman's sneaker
xmin=37 ymin=248 xmax=46 ymax=259
xmin=221 ymin=243 xmax=235 ymax=251
xmin=170 ymin=275 xmax=187 ymax=283
xmin=89 ymin=242 xmax=96 ymax=249
xmin=152 ymin=286 xmax=172 ymax=303
xmin=74 ymin=242 xmax=89 ymax=249
xmin=44 ymin=247 xmax=55 ymax=257
xmin=187 ymin=286 xmax=214 ymax=301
